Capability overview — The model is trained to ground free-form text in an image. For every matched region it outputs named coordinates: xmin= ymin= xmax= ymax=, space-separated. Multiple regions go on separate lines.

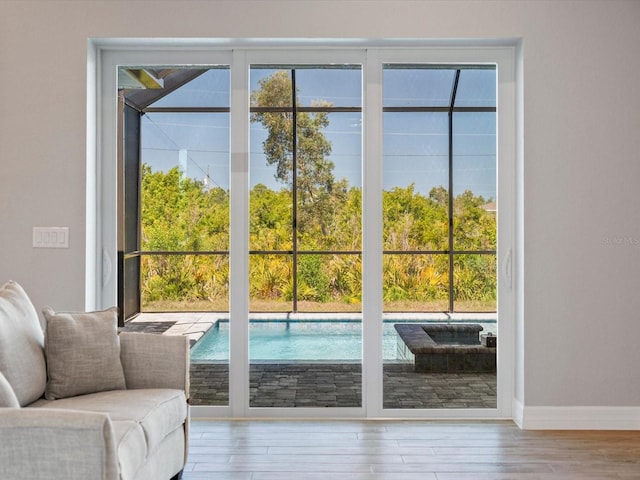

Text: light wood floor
xmin=183 ymin=420 xmax=640 ymax=479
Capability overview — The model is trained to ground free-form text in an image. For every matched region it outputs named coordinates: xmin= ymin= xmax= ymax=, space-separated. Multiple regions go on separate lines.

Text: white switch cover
xmin=33 ymin=227 xmax=69 ymax=248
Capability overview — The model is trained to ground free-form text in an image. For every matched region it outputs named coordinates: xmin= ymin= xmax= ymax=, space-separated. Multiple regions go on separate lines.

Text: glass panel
xmin=297 ymin=112 xmax=362 ymax=251
xmin=452 ymin=111 xmax=496 ymax=251
xmin=454 ymin=68 xmax=496 ymax=107
xmin=140 ymin=254 xmax=229 ymax=311
xmin=123 ymin=67 xmax=231 ymax=408
xmin=150 ymin=68 xmax=230 ymax=108
xmin=382 ymin=66 xmax=497 ymax=411
xmin=383 ymin=254 xmax=449 ymax=312
xmin=383 ymin=67 xmax=456 ymax=107
xmin=249 ymin=254 xmax=293 ymax=312
xmin=453 ymin=254 xmax=497 ymax=312
xmin=249 ymin=66 xmax=363 ymax=409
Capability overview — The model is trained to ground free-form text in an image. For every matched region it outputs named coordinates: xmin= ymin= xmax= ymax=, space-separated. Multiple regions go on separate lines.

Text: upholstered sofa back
xmin=0 ymin=281 xmax=47 ymax=406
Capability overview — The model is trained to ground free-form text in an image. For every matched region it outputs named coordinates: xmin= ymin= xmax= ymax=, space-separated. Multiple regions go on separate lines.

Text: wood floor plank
xmin=229 ymin=453 xmax=405 ymax=464
xmin=435 ymin=474 xmax=626 ymax=480
xmin=192 ymin=462 xmax=374 ymax=473
xmin=267 ymin=446 xmax=436 ymax=455
xmin=181 ymin=473 xmax=252 ymax=480
xmin=253 ymin=474 xmax=437 ymax=480
xmin=235 ymin=438 xmax=400 ymax=447
xmin=372 ymin=463 xmax=555 ymax=474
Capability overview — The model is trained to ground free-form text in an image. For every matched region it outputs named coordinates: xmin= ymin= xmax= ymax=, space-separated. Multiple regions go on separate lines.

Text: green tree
xmin=383 ymin=184 xmax=448 ymax=251
xmin=453 ymin=190 xmax=496 ymax=250
xmin=249 ymin=183 xmax=292 ymax=251
xmin=250 ymin=71 xmax=348 ymax=242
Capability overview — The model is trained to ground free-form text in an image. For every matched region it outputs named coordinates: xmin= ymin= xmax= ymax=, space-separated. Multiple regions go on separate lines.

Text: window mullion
xmin=363 ymin=48 xmax=384 ymax=418
xmin=448 ymin=69 xmax=461 ymax=313
xmin=291 ymin=69 xmax=298 ymax=312
xmin=229 ymin=49 xmax=250 ymax=417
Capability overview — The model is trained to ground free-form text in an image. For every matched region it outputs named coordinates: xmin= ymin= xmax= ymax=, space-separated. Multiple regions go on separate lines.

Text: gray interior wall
xmin=1 ymin=0 xmax=639 ymax=409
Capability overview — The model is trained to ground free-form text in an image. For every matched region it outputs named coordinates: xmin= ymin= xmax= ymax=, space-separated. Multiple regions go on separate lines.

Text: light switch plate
xmin=33 ymin=227 xmax=69 ymax=248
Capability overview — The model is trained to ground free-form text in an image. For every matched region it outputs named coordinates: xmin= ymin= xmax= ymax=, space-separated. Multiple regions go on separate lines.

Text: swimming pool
xmin=190 ymin=319 xmax=497 ymax=362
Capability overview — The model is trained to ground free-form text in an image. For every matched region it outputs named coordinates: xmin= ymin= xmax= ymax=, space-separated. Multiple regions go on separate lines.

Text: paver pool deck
xmin=122 ymin=313 xmax=497 ymax=409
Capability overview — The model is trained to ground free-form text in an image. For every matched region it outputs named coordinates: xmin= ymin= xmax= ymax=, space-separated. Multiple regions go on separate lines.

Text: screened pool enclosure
xmin=115 ymin=53 xmax=500 ymax=414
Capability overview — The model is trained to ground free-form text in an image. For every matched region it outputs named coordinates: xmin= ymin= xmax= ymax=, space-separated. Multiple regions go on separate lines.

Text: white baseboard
xmin=513 ymin=398 xmax=524 ymax=428
xmin=513 ymin=399 xmax=640 ymax=430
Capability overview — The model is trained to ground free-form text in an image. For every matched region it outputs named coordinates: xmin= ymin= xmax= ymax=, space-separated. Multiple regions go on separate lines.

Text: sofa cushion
xmin=30 ymin=388 xmax=187 ymax=455
xmin=42 ymin=306 xmax=126 ymax=400
xmin=0 ymin=372 xmax=20 ymax=408
xmin=0 ymin=281 xmax=46 ymax=406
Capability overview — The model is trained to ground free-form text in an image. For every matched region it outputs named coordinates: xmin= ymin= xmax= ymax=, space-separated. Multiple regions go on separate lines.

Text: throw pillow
xmin=0 ymin=371 xmax=20 ymax=408
xmin=0 ymin=280 xmax=47 ymax=406
xmin=42 ymin=306 xmax=126 ymax=400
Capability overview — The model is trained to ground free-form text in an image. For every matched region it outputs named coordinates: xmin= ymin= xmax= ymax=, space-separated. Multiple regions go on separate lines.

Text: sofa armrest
xmin=0 ymin=408 xmax=118 ymax=480
xmin=119 ymin=332 xmax=190 ymax=396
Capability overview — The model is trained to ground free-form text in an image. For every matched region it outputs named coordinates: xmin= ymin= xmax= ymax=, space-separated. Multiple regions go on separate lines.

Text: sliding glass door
xmin=381 ymin=65 xmax=497 ymax=410
xmin=105 ymin=44 xmax=514 ymax=418
xmin=119 ymin=66 xmax=231 ymax=406
xmin=248 ymin=65 xmax=363 ymax=408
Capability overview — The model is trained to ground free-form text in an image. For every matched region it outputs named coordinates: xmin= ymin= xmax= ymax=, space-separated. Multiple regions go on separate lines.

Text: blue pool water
xmin=190 ymin=319 xmax=497 ymax=362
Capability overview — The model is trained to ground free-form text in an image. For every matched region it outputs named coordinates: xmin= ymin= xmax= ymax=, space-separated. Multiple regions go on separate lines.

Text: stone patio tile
xmin=123 ymin=320 xmax=496 ymax=409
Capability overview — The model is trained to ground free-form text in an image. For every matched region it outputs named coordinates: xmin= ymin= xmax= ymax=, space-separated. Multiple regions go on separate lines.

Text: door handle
xmin=102 ymin=248 xmax=112 ymax=287
xmin=502 ymin=248 xmax=512 ymax=289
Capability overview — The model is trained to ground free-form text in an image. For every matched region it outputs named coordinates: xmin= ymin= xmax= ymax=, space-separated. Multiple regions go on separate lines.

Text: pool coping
xmin=128 ymin=311 xmax=498 ymax=345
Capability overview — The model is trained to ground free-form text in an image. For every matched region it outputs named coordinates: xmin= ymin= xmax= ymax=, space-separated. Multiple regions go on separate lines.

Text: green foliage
xmin=383 ymin=254 xmax=448 ymax=303
xmin=141 ymin=164 xmax=229 ymax=252
xmin=249 ymin=254 xmax=291 ymax=300
xmin=454 ymin=190 xmax=496 ymax=250
xmin=297 ymin=255 xmax=329 ymax=302
xmin=140 ymin=165 xmax=230 ymax=306
xmin=249 ymin=184 xmax=292 ymax=250
xmin=140 ymin=163 xmax=496 ymax=312
xmin=383 ymin=185 xmax=449 ymax=251
xmin=139 ymin=71 xmax=497 ymax=312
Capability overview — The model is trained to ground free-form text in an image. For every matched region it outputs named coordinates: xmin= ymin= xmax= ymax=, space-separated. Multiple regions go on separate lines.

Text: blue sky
xmin=141 ymin=66 xmax=496 ymax=200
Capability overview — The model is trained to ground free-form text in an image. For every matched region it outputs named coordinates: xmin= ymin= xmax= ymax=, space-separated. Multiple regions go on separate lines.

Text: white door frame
xmin=90 ymin=39 xmax=518 ymax=420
